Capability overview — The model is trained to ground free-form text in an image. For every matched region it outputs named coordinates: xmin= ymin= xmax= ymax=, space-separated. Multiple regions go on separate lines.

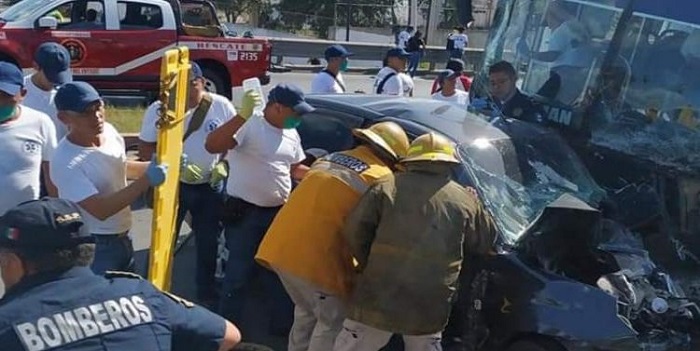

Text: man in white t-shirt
xmin=139 ymin=62 xmax=235 ymax=306
xmin=447 ymin=26 xmax=469 ymax=59
xmin=206 ymin=83 xmax=314 ymax=334
xmin=374 ymin=48 xmax=414 ymax=97
xmin=545 ymin=1 xmax=589 ymax=55
xmin=23 ymin=42 xmax=73 ymax=141
xmin=397 ymin=26 xmax=413 ymax=49
xmin=311 ymin=45 xmax=353 ymax=94
xmin=0 ymin=62 xmax=58 ymax=215
xmin=51 ymin=82 xmax=168 ymax=275
xmin=432 ymin=69 xmax=470 ymax=109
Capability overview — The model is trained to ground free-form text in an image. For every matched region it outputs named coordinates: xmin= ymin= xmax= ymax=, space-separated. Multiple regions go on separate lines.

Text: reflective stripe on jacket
xmin=255 ymin=146 xmax=393 ymax=299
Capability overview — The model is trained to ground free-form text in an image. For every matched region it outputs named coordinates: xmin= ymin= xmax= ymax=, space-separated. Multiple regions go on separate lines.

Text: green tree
xmin=214 ymin=0 xmax=259 ymax=23
xmin=275 ymin=0 xmax=401 ymax=38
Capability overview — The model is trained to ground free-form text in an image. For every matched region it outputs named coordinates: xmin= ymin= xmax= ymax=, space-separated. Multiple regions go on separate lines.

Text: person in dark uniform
xmin=0 ymin=197 xmax=241 ymax=351
xmin=472 ymin=61 xmax=545 ymax=124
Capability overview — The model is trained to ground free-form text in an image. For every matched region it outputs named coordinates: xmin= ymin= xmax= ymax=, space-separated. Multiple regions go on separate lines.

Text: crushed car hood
xmin=515 ymin=193 xmax=602 ymax=251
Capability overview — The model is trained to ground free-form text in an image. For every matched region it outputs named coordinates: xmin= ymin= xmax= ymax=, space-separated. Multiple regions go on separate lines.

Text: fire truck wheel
xmin=201 ymin=66 xmax=230 ymax=99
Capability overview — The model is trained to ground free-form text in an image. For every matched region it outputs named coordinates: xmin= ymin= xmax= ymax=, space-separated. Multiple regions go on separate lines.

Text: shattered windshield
xmin=458 ymin=121 xmax=605 ymax=244
xmin=0 ymin=0 xmax=58 ymax=22
xmin=479 ymin=0 xmax=700 ymax=175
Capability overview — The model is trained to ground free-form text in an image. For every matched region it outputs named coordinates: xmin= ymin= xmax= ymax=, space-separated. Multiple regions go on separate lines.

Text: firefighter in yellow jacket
xmin=255 ymin=121 xmax=410 ymax=351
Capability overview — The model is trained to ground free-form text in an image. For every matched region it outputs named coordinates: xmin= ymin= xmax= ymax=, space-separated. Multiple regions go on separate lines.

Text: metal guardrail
xmin=268 ymin=37 xmax=485 ymax=72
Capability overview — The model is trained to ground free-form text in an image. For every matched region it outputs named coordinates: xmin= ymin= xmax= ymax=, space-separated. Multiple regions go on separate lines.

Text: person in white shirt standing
xmin=447 ymin=25 xmax=469 ymax=60
xmin=206 ymin=83 xmax=314 ymax=336
xmin=23 ymin=43 xmax=73 ymax=199
xmin=138 ymin=62 xmax=235 ymax=307
xmin=374 ymin=48 xmax=414 ymax=97
xmin=0 ymin=62 xmax=58 ymax=215
xmin=51 ymin=81 xmax=168 ymax=275
xmin=311 ymin=45 xmax=353 ymax=94
xmin=432 ymin=69 xmax=470 ymax=109
xmin=23 ymin=42 xmax=73 ymax=141
xmin=396 ymin=26 xmax=413 ymax=49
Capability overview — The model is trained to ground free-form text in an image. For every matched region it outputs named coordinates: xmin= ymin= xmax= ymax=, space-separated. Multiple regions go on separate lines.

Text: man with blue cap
xmin=206 ymin=83 xmax=315 ymax=336
xmin=138 ymin=62 xmax=236 ymax=307
xmin=374 ymin=48 xmax=414 ymax=96
xmin=50 ymin=81 xmax=168 ymax=275
xmin=0 ymin=61 xmax=58 ymax=216
xmin=0 ymin=197 xmax=243 ymax=351
xmin=311 ymin=44 xmax=353 ymax=94
xmin=24 ymin=42 xmax=73 ymax=140
xmin=432 ymin=69 xmax=470 ymax=109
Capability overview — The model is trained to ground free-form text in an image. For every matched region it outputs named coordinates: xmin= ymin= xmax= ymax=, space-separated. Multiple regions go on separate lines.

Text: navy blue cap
xmin=55 ymin=81 xmax=102 ymax=113
xmin=324 ymin=45 xmax=353 ymax=60
xmin=34 ymin=43 xmax=72 ymax=85
xmin=0 ymin=62 xmax=24 ymax=96
xmin=268 ymin=83 xmax=315 ymax=115
xmin=439 ymin=69 xmax=459 ymax=81
xmin=191 ymin=62 xmax=204 ymax=80
xmin=0 ymin=198 xmax=93 ymax=249
xmin=386 ymin=48 xmax=411 ymax=58
xmin=446 ymin=58 xmax=465 ymax=72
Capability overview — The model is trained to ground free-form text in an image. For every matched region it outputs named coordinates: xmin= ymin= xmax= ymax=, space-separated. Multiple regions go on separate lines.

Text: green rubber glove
xmin=209 ymin=161 xmax=228 ymax=186
xmin=180 ymin=154 xmax=204 ymax=183
xmin=239 ymin=90 xmax=263 ymax=120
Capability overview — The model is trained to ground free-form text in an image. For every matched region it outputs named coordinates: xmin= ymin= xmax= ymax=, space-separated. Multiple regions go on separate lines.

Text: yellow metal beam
xmin=148 ymin=47 xmax=191 ymax=291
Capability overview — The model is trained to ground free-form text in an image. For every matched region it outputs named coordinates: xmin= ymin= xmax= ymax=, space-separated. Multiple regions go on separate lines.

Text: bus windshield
xmin=477 ymin=0 xmax=700 ymax=174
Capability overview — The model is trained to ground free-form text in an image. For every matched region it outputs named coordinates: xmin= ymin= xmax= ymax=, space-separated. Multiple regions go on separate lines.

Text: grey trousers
xmin=277 ymin=270 xmax=347 ymax=351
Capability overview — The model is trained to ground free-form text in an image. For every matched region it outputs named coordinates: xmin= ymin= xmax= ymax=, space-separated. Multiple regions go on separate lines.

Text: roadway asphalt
xmin=0 ymin=72 xmax=433 ymax=350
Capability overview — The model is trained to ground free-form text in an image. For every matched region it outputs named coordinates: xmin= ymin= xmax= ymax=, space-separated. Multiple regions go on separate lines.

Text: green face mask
xmin=282 ymin=115 xmax=302 ymax=129
xmin=0 ymin=105 xmax=15 ymax=122
xmin=340 ymin=59 xmax=349 ymax=72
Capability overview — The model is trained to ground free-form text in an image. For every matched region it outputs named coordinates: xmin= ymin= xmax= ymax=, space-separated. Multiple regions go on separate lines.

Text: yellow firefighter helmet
xmin=352 ymin=121 xmax=410 ymax=161
xmin=401 ymin=132 xmax=460 ymax=164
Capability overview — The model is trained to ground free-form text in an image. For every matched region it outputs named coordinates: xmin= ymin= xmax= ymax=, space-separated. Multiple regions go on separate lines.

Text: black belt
xmin=225 ymin=196 xmax=281 ymax=210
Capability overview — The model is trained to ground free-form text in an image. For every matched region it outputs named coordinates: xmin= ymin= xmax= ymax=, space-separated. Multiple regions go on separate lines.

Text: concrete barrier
xmin=268 ymin=37 xmax=485 ymax=72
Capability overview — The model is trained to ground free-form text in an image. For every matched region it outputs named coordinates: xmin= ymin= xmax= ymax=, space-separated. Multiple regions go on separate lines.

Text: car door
xmin=35 ymin=0 xmax=115 ymax=77
xmin=108 ymin=0 xmax=178 ymax=83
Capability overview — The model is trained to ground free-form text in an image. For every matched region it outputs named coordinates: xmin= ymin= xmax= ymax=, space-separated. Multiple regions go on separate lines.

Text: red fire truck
xmin=0 ymin=0 xmax=271 ymax=100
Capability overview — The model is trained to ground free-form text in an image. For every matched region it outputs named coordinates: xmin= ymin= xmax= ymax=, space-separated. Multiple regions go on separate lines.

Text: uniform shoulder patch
xmin=104 ymin=271 xmax=144 ymax=280
xmin=327 ymin=153 xmax=370 ymax=173
xmin=163 ymin=291 xmax=195 ymax=308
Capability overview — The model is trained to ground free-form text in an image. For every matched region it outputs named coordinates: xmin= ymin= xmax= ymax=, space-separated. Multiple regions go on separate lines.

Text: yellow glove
xmin=239 ymin=90 xmax=263 ymax=120
xmin=181 ymin=163 xmax=204 ymax=183
xmin=209 ymin=161 xmax=228 ymax=186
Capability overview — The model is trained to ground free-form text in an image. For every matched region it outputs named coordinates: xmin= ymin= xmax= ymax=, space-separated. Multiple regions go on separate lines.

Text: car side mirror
xmin=37 ymin=16 xmax=58 ymax=29
xmin=243 ymin=30 xmax=253 ymax=38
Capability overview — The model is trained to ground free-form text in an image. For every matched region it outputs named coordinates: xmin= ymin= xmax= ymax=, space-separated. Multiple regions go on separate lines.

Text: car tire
xmin=201 ymin=66 xmax=230 ymax=98
xmin=231 ymin=342 xmax=275 ymax=351
xmin=506 ymin=338 xmax=565 ymax=351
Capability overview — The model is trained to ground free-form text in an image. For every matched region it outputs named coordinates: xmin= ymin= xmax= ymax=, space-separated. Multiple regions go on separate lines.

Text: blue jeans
xmin=408 ymin=51 xmax=422 ymax=77
xmin=218 ymin=202 xmax=293 ymax=333
xmin=91 ymin=234 xmax=134 ymax=275
xmin=449 ymin=49 xmax=463 ymax=60
xmin=175 ymin=182 xmax=224 ymax=301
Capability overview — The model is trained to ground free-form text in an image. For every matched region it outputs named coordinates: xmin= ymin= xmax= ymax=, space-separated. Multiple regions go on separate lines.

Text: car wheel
xmin=506 ymin=339 xmax=565 ymax=351
xmin=201 ymin=66 xmax=229 ymax=98
xmin=231 ymin=342 xmax=275 ymax=351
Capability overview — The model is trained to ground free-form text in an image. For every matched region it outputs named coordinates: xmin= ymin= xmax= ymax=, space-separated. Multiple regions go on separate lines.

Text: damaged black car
xmin=298 ymin=95 xmax=700 ymax=351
